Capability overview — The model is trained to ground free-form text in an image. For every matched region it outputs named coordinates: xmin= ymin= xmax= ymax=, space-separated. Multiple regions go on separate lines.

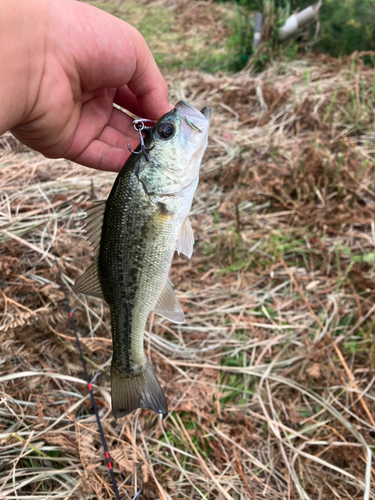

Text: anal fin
xmin=111 ymin=358 xmax=168 ymax=419
xmin=153 ymin=278 xmax=185 ymax=324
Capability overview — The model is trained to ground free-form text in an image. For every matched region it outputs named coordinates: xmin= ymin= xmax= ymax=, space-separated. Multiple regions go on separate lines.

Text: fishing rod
xmin=55 ymin=254 xmax=142 ymax=500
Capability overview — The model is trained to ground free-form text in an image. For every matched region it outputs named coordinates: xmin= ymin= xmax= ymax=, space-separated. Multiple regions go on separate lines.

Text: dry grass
xmin=1 ymin=54 xmax=375 ymax=499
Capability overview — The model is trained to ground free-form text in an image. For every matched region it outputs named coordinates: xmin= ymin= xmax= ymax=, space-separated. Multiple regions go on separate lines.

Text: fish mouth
xmin=200 ymin=106 xmax=211 ymax=120
xmin=175 ymin=101 xmax=211 ymax=133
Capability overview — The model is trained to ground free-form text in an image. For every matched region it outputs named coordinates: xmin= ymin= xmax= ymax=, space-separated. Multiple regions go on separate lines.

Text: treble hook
xmin=127 ymin=119 xmax=156 ymax=162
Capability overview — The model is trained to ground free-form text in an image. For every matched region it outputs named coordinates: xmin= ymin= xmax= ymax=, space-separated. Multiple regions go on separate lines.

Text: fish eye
xmin=158 ymin=122 xmax=175 ymax=140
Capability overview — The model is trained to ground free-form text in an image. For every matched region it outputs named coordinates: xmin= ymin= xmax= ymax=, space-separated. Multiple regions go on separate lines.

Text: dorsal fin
xmin=176 ymin=217 xmax=194 ymax=259
xmin=153 ymin=278 xmax=185 ymax=324
xmin=73 ymin=201 xmax=106 ymax=299
xmin=83 ymin=201 xmax=106 ymax=251
xmin=73 ymin=255 xmax=104 ymax=299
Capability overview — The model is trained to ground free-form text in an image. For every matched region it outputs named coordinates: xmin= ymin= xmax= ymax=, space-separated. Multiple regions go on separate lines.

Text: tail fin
xmin=111 ymin=358 xmax=168 ymax=419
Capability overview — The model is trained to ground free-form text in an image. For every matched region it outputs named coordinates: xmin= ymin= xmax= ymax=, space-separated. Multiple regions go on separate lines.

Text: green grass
xmin=88 ymin=0 xmax=232 ymax=72
xmin=220 ymin=353 xmax=255 ymax=405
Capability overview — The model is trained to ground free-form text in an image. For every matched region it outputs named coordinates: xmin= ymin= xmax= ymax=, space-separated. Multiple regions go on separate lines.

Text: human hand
xmin=1 ymin=0 xmax=172 ymax=172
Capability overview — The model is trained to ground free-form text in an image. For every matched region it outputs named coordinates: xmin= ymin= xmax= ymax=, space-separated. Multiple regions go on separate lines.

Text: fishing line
xmin=54 ymin=254 xmax=142 ymax=500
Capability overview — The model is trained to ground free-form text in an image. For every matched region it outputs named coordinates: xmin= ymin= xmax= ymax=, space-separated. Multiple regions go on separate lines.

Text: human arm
xmin=0 ymin=0 xmax=171 ymax=171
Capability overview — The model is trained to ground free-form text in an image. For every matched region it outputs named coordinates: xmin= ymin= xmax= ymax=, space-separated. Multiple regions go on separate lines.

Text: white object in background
xmin=279 ymin=5 xmax=320 ymax=40
xmin=253 ymin=12 xmax=263 ymax=48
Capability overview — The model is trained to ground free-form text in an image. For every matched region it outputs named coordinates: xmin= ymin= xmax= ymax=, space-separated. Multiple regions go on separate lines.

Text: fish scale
xmin=74 ymin=101 xmax=211 ymax=419
xmin=101 ymin=172 xmax=152 ymax=367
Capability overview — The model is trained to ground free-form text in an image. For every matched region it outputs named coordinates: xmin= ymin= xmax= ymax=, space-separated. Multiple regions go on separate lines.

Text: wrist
xmin=0 ymin=0 xmax=47 ymax=134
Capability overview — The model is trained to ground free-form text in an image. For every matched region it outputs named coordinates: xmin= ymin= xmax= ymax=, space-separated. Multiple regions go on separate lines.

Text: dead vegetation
xmin=1 ymin=54 xmax=375 ymax=499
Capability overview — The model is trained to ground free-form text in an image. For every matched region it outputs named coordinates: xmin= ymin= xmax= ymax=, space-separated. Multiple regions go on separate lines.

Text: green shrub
xmin=317 ymin=0 xmax=375 ymax=57
xmin=227 ymin=4 xmax=255 ymax=70
xmin=228 ymin=0 xmax=375 ymax=72
xmin=290 ymin=0 xmax=375 ymax=57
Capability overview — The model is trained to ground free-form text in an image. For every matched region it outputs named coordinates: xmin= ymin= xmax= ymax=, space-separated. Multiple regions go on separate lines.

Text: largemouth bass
xmin=74 ymin=101 xmax=211 ymax=419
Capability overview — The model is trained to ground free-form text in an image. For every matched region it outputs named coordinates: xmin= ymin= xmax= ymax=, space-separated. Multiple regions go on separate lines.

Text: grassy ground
xmin=87 ymin=0 xmax=234 ymax=72
xmin=1 ymin=3 xmax=375 ymax=500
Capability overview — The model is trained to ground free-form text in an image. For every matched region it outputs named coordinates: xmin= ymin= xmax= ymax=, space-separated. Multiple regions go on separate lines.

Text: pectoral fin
xmin=73 ymin=255 xmax=104 ymax=299
xmin=176 ymin=217 xmax=194 ymax=259
xmin=153 ymin=278 xmax=185 ymax=324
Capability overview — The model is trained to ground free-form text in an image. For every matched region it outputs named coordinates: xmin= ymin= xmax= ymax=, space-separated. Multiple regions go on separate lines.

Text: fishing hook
xmin=127 ymin=119 xmax=156 ymax=162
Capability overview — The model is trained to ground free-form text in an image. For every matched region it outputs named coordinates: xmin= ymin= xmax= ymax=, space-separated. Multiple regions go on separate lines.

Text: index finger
xmin=124 ymin=29 xmax=172 ymax=119
xmin=114 ymin=85 xmax=173 ymax=122
xmin=71 ymin=1 xmax=171 ymax=120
